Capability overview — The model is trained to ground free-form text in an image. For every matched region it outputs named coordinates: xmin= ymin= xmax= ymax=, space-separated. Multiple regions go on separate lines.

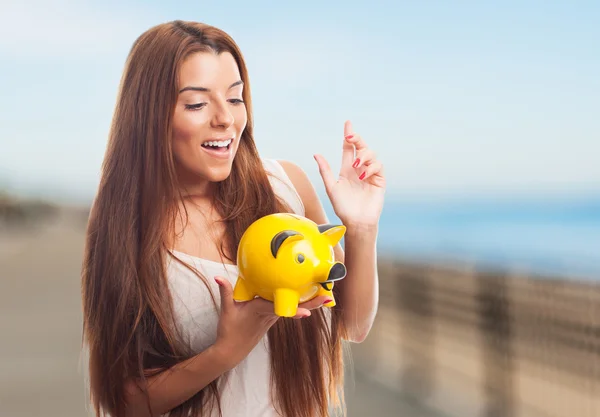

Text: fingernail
xmin=345 ymin=134 xmax=354 ymax=139
xmin=214 ymin=277 xmax=223 ymax=286
xmin=359 ymin=172 xmax=366 ymax=180
xmin=352 ymin=158 xmax=360 ymax=168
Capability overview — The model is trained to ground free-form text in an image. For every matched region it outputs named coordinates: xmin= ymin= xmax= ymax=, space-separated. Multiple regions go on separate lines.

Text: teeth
xmin=203 ymin=139 xmax=232 ymax=148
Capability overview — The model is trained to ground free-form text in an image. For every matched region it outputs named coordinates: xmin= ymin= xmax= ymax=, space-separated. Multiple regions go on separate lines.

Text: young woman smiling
xmin=81 ymin=20 xmax=385 ymax=417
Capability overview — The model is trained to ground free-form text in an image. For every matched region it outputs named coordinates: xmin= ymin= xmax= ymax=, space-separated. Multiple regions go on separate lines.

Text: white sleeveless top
xmin=166 ymin=158 xmax=306 ymax=416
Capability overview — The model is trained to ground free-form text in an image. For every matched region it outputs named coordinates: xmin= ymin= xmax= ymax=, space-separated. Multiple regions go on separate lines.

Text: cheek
xmin=173 ymin=110 xmax=207 ymax=142
xmin=172 ymin=110 xmax=208 ymax=157
xmin=234 ymin=107 xmax=248 ymax=131
xmin=172 ymin=129 xmax=193 ymax=164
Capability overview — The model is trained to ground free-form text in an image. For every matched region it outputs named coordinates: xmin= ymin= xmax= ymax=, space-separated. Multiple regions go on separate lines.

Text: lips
xmin=200 ymin=137 xmax=234 ymax=160
xmin=201 ymin=138 xmax=233 ymax=150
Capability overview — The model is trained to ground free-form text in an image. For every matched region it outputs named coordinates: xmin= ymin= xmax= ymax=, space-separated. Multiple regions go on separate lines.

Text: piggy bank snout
xmin=327 ymin=262 xmax=347 ymax=282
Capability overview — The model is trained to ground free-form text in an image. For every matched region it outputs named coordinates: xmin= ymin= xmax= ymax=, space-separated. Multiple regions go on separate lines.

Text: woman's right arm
xmin=123 ymin=276 xmax=329 ymax=417
xmin=123 ymin=343 xmax=231 ymax=417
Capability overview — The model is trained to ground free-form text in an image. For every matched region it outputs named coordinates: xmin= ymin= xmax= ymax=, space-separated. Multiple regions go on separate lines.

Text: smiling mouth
xmin=201 ymin=138 xmax=233 ymax=151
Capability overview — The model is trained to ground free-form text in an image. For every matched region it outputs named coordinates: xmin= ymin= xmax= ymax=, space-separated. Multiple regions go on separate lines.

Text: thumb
xmin=215 ymin=276 xmax=233 ymax=312
xmin=313 ymin=154 xmax=336 ymax=193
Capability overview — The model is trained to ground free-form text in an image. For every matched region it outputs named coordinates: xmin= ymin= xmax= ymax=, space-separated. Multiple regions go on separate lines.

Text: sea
xmin=325 ymin=194 xmax=600 ymax=282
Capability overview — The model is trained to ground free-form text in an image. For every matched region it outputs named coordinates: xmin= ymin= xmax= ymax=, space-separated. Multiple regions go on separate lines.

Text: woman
xmin=81 ymin=20 xmax=385 ymax=417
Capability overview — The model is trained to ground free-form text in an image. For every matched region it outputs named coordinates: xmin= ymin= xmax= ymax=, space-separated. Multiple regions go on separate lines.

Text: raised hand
xmin=313 ymin=120 xmax=386 ymax=228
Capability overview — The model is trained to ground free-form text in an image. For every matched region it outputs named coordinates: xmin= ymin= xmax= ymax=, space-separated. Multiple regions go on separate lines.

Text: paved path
xmin=0 ymin=213 xmax=88 ymax=417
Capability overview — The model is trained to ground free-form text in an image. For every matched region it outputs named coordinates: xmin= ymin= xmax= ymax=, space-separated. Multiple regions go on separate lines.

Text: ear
xmin=318 ymin=224 xmax=346 ymax=246
xmin=270 ymin=230 xmax=304 ymax=258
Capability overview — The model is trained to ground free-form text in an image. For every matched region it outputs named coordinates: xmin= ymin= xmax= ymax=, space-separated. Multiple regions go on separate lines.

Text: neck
xmin=180 ymin=182 xmax=215 ymax=199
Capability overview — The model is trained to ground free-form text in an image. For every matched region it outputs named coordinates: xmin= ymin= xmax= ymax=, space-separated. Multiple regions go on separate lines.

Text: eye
xmin=295 ymin=253 xmax=305 ymax=264
xmin=185 ymin=103 xmax=207 ymax=111
xmin=228 ymin=99 xmax=245 ymax=105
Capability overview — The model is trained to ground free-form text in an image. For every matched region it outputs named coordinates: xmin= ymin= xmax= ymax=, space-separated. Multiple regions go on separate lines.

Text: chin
xmin=202 ymin=165 xmax=234 ymax=183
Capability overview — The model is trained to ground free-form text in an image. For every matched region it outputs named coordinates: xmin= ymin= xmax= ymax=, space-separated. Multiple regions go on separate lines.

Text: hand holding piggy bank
xmin=233 ymin=213 xmax=347 ymax=317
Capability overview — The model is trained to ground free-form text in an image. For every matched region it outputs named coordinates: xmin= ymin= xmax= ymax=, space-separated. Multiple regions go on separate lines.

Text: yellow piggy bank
xmin=233 ymin=213 xmax=347 ymax=317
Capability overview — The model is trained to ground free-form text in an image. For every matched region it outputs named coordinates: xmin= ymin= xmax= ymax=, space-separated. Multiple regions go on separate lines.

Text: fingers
xmin=343 ymin=120 xmax=370 ymax=173
xmin=357 ymin=160 xmax=384 ymax=183
xmin=341 ymin=123 xmax=383 ymax=183
xmin=313 ymin=154 xmax=336 ymax=194
xmin=344 ymin=130 xmax=368 ymax=152
xmin=214 ymin=277 xmax=233 ymax=312
xmin=291 ymin=308 xmax=312 ymax=319
xmin=291 ymin=295 xmax=334 ymax=319
xmin=342 ymin=120 xmax=355 ymax=168
xmin=251 ymin=299 xmax=308 ymax=321
xmin=344 ymin=120 xmax=353 ymax=138
xmin=244 ymin=298 xmax=281 ymax=327
xmin=248 ymin=297 xmax=326 ymax=320
xmin=227 ymin=291 xmax=331 ymax=321
xmin=247 ymin=297 xmax=278 ymax=315
xmin=298 ymin=295 xmax=333 ymax=310
xmin=352 ymin=148 xmax=376 ymax=170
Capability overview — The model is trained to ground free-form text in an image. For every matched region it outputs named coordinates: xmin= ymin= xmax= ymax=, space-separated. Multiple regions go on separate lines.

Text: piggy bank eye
xmin=295 ymin=253 xmax=305 ymax=264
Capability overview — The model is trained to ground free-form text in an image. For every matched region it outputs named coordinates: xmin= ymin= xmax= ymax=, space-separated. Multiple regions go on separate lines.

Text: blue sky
xmin=1 ymin=0 xmax=599 ymax=204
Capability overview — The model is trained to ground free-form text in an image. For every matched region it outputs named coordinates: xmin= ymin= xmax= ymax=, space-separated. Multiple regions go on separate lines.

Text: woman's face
xmin=172 ymin=51 xmax=247 ymax=190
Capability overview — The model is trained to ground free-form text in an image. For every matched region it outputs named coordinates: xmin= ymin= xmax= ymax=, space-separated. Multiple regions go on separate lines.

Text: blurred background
xmin=1 ymin=1 xmax=599 ymax=416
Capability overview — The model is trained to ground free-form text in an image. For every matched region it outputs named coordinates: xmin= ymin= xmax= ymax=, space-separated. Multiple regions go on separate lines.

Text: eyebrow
xmin=179 ymin=80 xmax=243 ymax=93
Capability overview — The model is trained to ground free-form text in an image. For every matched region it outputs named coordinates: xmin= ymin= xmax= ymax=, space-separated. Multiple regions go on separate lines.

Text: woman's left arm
xmin=279 ymin=121 xmax=386 ymax=343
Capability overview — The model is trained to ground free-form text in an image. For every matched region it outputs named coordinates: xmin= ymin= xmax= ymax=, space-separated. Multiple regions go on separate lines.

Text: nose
xmin=210 ymin=100 xmax=234 ymax=128
xmin=327 ymin=262 xmax=347 ymax=282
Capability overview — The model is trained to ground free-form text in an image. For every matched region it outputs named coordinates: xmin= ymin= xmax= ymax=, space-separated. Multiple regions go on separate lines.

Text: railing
xmin=351 ymin=259 xmax=600 ymax=417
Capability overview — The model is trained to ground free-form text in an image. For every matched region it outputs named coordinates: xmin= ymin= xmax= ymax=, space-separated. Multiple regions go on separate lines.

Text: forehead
xmin=178 ymin=51 xmax=241 ymax=89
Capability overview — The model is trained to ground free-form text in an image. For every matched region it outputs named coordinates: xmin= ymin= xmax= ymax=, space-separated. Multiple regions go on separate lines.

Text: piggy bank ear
xmin=271 ymin=230 xmax=304 ymax=258
xmin=318 ymin=224 xmax=346 ymax=246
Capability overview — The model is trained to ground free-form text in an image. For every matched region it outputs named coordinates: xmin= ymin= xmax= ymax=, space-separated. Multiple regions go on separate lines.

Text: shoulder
xmin=275 ymin=159 xmax=329 ymax=225
xmin=275 ymin=160 xmax=313 ymax=196
xmin=259 ymin=158 xmax=305 ymax=215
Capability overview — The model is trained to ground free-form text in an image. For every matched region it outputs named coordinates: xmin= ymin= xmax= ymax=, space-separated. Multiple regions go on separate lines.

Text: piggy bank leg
xmin=233 ymin=279 xmax=255 ymax=301
xmin=274 ymin=288 xmax=300 ymax=317
xmin=316 ymin=285 xmax=336 ymax=308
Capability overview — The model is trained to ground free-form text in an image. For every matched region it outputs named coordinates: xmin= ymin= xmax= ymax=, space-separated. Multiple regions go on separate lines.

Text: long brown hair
xmin=81 ymin=20 xmax=347 ymax=417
